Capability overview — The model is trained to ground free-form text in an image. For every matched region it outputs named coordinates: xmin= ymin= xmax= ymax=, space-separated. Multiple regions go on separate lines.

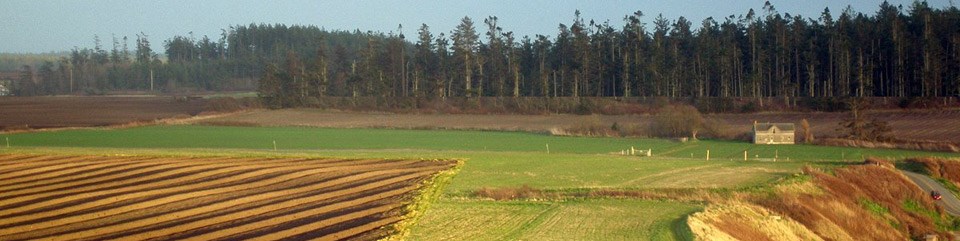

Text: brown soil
xmin=197 ymin=108 xmax=960 ymax=143
xmin=0 ymin=154 xmax=456 ymax=240
xmin=0 ymin=96 xmax=207 ymax=130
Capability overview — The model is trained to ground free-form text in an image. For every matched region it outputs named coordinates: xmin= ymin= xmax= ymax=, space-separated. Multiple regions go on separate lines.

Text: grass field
xmin=4 ymin=125 xmax=956 ymax=161
xmin=3 ymin=125 xmax=958 ymax=240
xmin=409 ymin=199 xmax=701 ymax=241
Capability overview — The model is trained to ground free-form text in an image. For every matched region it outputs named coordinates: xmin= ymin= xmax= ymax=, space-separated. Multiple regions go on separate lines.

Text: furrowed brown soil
xmin=0 ymin=96 xmax=206 ymax=130
xmin=0 ymin=154 xmax=456 ymax=241
xmin=198 ymin=108 xmax=960 ymax=142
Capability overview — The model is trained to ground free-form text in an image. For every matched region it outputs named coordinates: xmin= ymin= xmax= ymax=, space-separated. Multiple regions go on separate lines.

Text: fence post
xmin=706 ymin=149 xmax=710 ymax=161
xmin=546 ymin=144 xmax=550 ymax=154
xmin=744 ymin=150 xmax=747 ymax=161
xmin=647 ymin=149 xmax=652 ymax=157
xmin=5 ymin=137 xmax=8 ymax=148
xmin=273 ymin=140 xmax=277 ymax=151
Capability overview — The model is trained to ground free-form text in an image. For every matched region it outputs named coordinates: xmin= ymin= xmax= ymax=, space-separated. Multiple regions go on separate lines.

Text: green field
xmin=409 ymin=199 xmax=701 ymax=241
xmin=2 ymin=125 xmax=957 ymax=240
xmin=4 ymin=125 xmax=955 ymax=161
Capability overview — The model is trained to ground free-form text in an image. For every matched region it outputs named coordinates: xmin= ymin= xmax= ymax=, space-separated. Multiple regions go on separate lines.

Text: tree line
xmin=6 ymin=1 xmax=960 ymax=104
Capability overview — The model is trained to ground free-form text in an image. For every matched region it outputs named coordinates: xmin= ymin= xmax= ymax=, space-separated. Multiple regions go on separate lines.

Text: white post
xmin=744 ymin=150 xmax=747 ymax=161
xmin=546 ymin=144 xmax=550 ymax=154
xmin=5 ymin=137 xmax=8 ymax=148
xmin=647 ymin=149 xmax=651 ymax=157
xmin=631 ymin=146 xmax=635 ymax=155
xmin=706 ymin=149 xmax=710 ymax=161
xmin=273 ymin=140 xmax=277 ymax=151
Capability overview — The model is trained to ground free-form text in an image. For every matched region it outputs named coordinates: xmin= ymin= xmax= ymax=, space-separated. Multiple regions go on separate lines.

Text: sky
xmin=0 ymin=0 xmax=954 ymax=53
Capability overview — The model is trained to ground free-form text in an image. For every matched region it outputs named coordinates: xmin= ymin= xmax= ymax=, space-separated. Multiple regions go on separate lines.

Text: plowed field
xmin=0 ymin=154 xmax=455 ymax=240
xmin=0 ymin=96 xmax=206 ymax=130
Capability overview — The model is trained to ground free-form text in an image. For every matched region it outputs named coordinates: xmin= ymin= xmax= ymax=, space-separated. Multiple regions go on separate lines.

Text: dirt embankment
xmin=908 ymin=157 xmax=960 ymax=186
xmin=689 ymin=159 xmax=953 ymax=241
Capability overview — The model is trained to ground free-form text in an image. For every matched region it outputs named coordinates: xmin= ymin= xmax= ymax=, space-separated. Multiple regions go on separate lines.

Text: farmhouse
xmin=0 ymin=72 xmax=16 ymax=96
xmin=753 ymin=122 xmax=795 ymax=145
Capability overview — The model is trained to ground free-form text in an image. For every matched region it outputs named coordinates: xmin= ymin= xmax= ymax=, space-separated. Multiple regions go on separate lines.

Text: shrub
xmin=800 ymin=118 xmax=814 ymax=143
xmin=647 ymin=104 xmax=732 ymax=139
xmin=650 ymin=104 xmax=706 ymax=139
xmin=473 ymin=185 xmax=554 ymax=200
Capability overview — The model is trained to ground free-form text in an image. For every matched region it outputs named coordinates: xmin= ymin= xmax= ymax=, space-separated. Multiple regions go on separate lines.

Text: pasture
xmin=3 ymin=125 xmax=959 ymax=240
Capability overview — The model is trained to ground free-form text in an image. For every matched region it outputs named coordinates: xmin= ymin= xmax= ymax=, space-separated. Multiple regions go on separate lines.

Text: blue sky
xmin=0 ymin=0 xmax=953 ymax=53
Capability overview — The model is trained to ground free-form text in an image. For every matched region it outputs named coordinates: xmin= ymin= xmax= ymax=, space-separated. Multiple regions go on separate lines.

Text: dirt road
xmin=901 ymin=171 xmax=960 ymax=216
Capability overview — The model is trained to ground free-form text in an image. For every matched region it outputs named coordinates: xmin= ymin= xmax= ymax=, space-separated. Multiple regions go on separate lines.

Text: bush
xmin=650 ymin=104 xmax=706 ymax=139
xmin=473 ymin=185 xmax=554 ymax=200
xmin=739 ymin=101 xmax=758 ymax=113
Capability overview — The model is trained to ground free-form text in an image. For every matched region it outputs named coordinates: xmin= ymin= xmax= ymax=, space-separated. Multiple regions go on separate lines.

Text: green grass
xmin=2 ymin=125 xmax=958 ymax=240
xmin=3 ymin=125 xmax=956 ymax=161
xmin=407 ymin=199 xmax=701 ymax=241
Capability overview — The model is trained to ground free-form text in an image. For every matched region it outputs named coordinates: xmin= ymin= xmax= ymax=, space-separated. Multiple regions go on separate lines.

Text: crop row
xmin=0 ymin=154 xmax=455 ymax=240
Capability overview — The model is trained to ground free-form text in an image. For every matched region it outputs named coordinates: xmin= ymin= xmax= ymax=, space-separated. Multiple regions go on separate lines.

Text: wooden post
xmin=5 ymin=137 xmax=8 ymax=148
xmin=647 ymin=149 xmax=651 ymax=157
xmin=706 ymin=149 xmax=710 ymax=161
xmin=273 ymin=140 xmax=277 ymax=151
xmin=150 ymin=69 xmax=155 ymax=92
xmin=546 ymin=144 xmax=550 ymax=154
xmin=775 ymin=149 xmax=779 ymax=161
xmin=631 ymin=146 xmax=635 ymax=155
xmin=744 ymin=150 xmax=748 ymax=161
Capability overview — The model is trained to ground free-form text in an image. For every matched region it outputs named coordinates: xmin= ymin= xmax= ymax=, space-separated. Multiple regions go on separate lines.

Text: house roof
xmin=0 ymin=72 xmax=19 ymax=80
xmin=754 ymin=123 xmax=795 ymax=132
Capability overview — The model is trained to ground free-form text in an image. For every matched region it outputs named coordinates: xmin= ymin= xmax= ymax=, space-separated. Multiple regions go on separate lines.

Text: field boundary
xmin=382 ymin=159 xmax=464 ymax=240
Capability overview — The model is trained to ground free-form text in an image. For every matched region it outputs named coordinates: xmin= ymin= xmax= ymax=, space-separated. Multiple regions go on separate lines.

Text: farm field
xmin=5 ymin=125 xmax=957 ymax=161
xmin=0 ymin=96 xmax=206 ymax=130
xmin=198 ymin=108 xmax=960 ymax=142
xmin=3 ymin=125 xmax=960 ymax=240
xmin=409 ymin=199 xmax=701 ymax=241
xmin=0 ymin=154 xmax=456 ymax=240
